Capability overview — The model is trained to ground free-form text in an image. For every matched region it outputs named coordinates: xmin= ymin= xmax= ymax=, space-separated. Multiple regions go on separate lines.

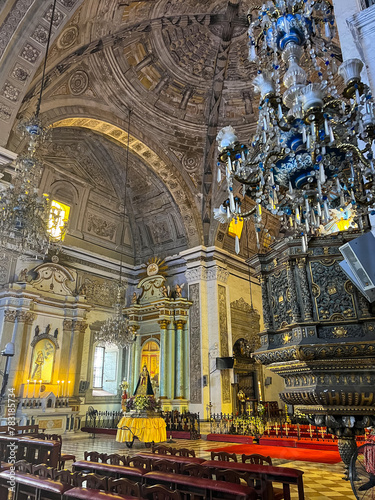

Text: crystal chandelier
xmin=0 ymin=122 xmax=51 ymax=255
xmin=0 ymin=0 xmax=60 ymax=257
xmin=95 ymin=286 xmax=135 ymax=348
xmin=214 ymin=0 xmax=375 ymax=251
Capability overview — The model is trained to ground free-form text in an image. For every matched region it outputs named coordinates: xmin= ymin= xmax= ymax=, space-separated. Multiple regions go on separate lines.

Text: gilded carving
xmin=310 ymin=260 xmax=356 ymax=322
xmin=332 ymin=326 xmax=348 ymax=338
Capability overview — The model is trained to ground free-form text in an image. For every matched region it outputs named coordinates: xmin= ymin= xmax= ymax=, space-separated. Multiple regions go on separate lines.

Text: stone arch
xmin=46 ymin=114 xmax=203 ymax=248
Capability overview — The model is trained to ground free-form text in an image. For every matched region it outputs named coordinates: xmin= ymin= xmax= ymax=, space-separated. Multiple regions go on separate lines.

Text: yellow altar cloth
xmin=116 ymin=416 xmax=167 ymax=443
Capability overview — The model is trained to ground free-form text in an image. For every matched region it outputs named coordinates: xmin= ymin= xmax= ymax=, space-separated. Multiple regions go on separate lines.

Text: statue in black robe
xmin=133 ymin=365 xmax=154 ymax=396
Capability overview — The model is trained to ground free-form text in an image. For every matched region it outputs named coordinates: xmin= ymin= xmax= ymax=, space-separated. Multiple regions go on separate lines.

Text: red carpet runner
xmin=205 ymin=443 xmax=342 ymax=464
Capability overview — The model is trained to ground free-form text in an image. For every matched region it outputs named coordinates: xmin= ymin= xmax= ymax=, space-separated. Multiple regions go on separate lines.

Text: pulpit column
xmin=174 ymin=320 xmax=186 ymax=399
xmin=158 ymin=319 xmax=170 ymax=399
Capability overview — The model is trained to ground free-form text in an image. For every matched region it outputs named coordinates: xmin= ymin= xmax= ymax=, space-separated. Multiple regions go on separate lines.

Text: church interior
xmin=0 ymin=0 xmax=375 ymax=499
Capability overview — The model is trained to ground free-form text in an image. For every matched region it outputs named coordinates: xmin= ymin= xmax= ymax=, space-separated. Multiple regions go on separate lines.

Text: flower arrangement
xmin=125 ymin=395 xmax=160 ymax=413
xmin=120 ymin=380 xmax=129 ymax=392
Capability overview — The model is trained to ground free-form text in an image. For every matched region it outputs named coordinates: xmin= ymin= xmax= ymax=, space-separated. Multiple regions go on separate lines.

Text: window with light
xmin=48 ymin=200 xmax=70 ymax=241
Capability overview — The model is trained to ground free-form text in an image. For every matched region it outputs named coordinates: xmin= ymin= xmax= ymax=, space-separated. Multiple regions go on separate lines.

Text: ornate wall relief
xmin=230 ymin=297 xmax=260 ymax=350
xmin=86 ymin=213 xmax=117 ymax=241
xmin=218 ymin=284 xmax=230 ymax=403
xmin=189 ymin=283 xmax=202 ymax=404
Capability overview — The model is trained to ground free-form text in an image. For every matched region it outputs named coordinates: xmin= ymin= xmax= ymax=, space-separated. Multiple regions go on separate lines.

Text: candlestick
xmin=68 ymin=380 xmax=71 ymax=397
xmin=32 ymin=380 xmax=37 ymax=398
xmin=38 ymin=380 xmax=42 ymax=398
xmin=57 ymin=380 xmax=60 ymax=398
xmin=61 ymin=380 xmax=65 ymax=398
xmin=25 ymin=380 xmax=30 ymax=399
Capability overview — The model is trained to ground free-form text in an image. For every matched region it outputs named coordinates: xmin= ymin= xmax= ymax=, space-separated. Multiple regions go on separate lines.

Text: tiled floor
xmin=61 ymin=434 xmax=356 ymax=499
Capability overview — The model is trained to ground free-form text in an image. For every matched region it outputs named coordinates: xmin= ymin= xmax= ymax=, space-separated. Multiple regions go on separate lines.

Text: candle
xmin=68 ymin=381 xmax=71 ymax=397
xmin=57 ymin=380 xmax=60 ymax=398
xmin=38 ymin=380 xmax=42 ymax=398
xmin=26 ymin=380 xmax=30 ymax=399
xmin=61 ymin=381 xmax=65 ymax=398
xmin=32 ymin=380 xmax=37 ymax=398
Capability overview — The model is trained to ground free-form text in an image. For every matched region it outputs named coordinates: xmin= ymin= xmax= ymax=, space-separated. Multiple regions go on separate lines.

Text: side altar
xmin=124 ymin=258 xmax=192 ymax=412
xmin=116 ymin=365 xmax=166 ymax=447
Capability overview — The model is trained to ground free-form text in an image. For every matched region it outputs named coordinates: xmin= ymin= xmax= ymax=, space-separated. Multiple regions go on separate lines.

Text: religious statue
xmin=18 ymin=268 xmax=28 ymax=282
xmin=31 ymin=351 xmax=44 ymax=380
xmin=133 ymin=365 xmax=154 ymax=397
xmin=237 ymin=389 xmax=246 ymax=414
xmin=34 ymin=326 xmax=40 ymax=337
xmin=175 ymin=283 xmax=184 ymax=298
xmin=131 ymin=292 xmax=138 ymax=304
xmin=44 ymin=324 xmax=51 ymax=335
xmin=162 ymin=285 xmax=170 ymax=298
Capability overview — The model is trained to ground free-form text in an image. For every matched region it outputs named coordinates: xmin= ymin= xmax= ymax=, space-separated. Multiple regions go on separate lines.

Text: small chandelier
xmin=95 ymin=286 xmax=134 ymax=348
xmin=215 ymin=0 xmax=375 ymax=251
xmin=0 ymin=0 xmax=60 ymax=257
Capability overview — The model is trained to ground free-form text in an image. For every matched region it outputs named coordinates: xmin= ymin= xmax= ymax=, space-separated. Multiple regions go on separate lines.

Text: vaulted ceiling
xmin=0 ymin=0 xmax=283 ymax=264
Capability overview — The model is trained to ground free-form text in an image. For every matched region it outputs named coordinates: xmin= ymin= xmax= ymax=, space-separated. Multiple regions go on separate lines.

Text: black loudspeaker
xmin=216 ymin=357 xmax=234 ymax=370
xmin=202 ymin=375 xmax=208 ymax=387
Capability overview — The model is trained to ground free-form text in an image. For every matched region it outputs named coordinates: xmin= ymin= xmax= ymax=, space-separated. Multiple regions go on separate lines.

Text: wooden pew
xmin=72 ymin=461 xmax=145 ymax=482
xmin=0 ymin=435 xmax=61 ymax=468
xmin=0 ymin=462 xmax=73 ymax=500
xmin=142 ymin=470 xmax=257 ymax=499
xmin=201 ymin=460 xmax=304 ymax=500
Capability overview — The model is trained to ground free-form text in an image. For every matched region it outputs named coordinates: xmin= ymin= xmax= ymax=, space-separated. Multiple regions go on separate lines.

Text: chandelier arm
xmin=336 ymin=143 xmax=372 ymax=168
xmin=264 ymin=151 xmax=285 ymax=169
xmin=233 ymin=206 xmax=256 ymax=219
xmin=328 ymin=102 xmax=357 ymax=126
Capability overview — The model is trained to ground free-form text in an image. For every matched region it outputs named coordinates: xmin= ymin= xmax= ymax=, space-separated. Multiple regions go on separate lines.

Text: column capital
xmin=185 ymin=264 xmax=229 ymax=283
xmin=16 ymin=311 xmax=35 ymax=324
xmin=174 ymin=320 xmax=186 ymax=330
xmin=63 ymin=319 xmax=87 ymax=332
xmin=4 ymin=309 xmax=17 ymax=323
xmin=158 ymin=319 xmax=170 ymax=329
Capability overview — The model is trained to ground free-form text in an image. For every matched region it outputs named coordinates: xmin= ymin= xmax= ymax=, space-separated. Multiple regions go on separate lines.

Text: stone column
xmin=158 ymin=319 xmax=170 ymax=399
xmin=2 ymin=310 xmax=21 ymax=394
xmin=132 ymin=335 xmax=142 ymax=394
xmin=174 ymin=320 xmax=186 ymax=399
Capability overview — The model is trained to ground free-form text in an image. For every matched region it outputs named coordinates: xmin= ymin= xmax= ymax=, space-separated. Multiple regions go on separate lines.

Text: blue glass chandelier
xmin=215 ymin=0 xmax=375 ymax=251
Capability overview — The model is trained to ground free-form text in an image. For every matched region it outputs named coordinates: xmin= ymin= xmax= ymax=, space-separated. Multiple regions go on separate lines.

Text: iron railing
xmin=84 ymin=410 xmax=122 ymax=430
xmin=162 ymin=411 xmax=200 ymax=439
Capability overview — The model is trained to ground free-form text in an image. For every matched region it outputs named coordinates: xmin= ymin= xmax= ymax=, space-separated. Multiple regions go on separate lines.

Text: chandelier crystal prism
xmin=94 ymin=286 xmax=134 ymax=348
xmin=215 ymin=0 xmax=375 ymax=250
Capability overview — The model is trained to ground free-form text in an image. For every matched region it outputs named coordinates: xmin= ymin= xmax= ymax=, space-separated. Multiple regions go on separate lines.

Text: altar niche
xmin=141 ymin=340 xmax=160 ymax=393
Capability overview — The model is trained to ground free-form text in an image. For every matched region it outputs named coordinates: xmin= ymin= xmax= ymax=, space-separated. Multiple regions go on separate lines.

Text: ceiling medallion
xmin=214 ymin=0 xmax=375 ymax=253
